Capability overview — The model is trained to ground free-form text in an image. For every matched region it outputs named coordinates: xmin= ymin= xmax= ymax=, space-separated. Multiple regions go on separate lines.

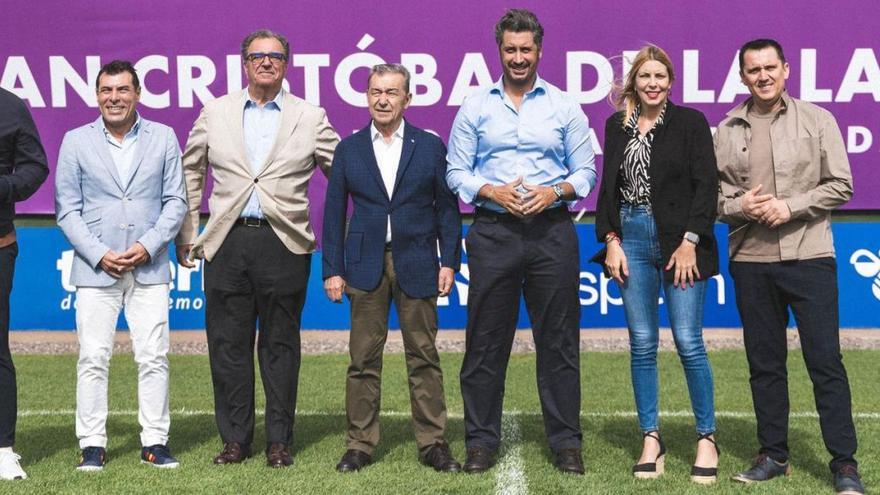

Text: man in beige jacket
xmin=175 ymin=29 xmax=338 ymax=468
xmin=715 ymin=39 xmax=863 ymax=495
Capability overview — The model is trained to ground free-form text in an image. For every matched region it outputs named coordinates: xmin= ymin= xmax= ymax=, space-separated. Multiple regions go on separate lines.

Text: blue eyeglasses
xmin=245 ymin=52 xmax=287 ymax=64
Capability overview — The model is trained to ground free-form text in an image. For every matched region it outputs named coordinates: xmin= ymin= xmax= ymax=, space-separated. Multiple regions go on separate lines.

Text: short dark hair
xmin=96 ymin=60 xmax=140 ymax=91
xmin=738 ymin=38 xmax=786 ymax=71
xmin=494 ymin=9 xmax=544 ymax=47
xmin=368 ymin=64 xmax=411 ymax=93
xmin=240 ymin=29 xmax=290 ymax=61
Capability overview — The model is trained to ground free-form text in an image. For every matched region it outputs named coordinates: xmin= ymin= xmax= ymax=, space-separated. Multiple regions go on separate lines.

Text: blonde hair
xmin=612 ymin=45 xmax=676 ymax=127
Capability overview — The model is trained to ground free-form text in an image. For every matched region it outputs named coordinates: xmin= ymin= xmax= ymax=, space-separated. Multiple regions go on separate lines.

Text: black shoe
xmin=834 ymin=465 xmax=865 ymax=495
xmin=555 ymin=448 xmax=585 ymax=475
xmin=336 ymin=449 xmax=372 ymax=473
xmin=463 ymin=446 xmax=495 ymax=474
xmin=691 ymin=433 xmax=720 ymax=484
xmin=420 ymin=441 xmax=461 ymax=473
xmin=633 ymin=431 xmax=666 ymax=479
xmin=732 ymin=454 xmax=791 ymax=483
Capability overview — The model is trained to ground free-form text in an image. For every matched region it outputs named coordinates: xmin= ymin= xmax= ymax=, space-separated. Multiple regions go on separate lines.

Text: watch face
xmin=553 ymin=184 xmax=564 ymax=198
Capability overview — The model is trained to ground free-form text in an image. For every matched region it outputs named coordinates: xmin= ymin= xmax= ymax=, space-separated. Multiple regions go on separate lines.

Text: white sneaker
xmin=0 ymin=451 xmax=27 ymax=480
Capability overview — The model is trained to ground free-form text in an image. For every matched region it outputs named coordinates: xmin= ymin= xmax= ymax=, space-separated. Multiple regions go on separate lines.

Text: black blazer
xmin=0 ymin=88 xmax=49 ymax=236
xmin=593 ymin=101 xmax=718 ymax=282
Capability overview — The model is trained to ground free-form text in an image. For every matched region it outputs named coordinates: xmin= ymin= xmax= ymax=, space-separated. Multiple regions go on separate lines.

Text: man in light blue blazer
xmin=55 ymin=60 xmax=187 ymax=472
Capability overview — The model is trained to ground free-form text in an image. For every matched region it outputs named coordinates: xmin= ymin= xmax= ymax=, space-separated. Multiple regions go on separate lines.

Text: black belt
xmin=474 ymin=206 xmax=568 ymax=224
xmin=238 ymin=217 xmax=270 ymax=227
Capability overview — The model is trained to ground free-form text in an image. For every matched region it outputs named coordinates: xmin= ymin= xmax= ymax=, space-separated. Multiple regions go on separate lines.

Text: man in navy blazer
xmin=322 ymin=64 xmax=461 ymax=473
xmin=55 ymin=61 xmax=186 ymax=471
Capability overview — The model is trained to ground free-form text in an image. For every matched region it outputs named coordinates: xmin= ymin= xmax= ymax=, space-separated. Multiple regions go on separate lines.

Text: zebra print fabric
xmin=619 ymin=104 xmax=666 ymax=205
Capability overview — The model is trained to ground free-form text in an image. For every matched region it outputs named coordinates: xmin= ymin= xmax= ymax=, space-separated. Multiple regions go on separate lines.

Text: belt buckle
xmin=242 ymin=217 xmax=262 ymax=227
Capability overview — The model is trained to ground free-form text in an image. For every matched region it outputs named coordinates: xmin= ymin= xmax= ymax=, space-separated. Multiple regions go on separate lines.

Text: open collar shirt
xmin=371 ymin=119 xmax=404 ymax=242
xmin=240 ymin=89 xmax=283 ymax=219
xmin=445 ymin=75 xmax=597 ymax=213
xmin=101 ymin=113 xmax=141 ymax=187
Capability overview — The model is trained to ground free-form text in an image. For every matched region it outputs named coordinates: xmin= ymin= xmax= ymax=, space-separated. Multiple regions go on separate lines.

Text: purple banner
xmin=3 ymin=0 xmax=879 ymax=216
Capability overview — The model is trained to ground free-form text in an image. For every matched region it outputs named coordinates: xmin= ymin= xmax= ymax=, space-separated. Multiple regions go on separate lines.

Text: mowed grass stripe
xmin=6 ymin=350 xmax=879 ymax=494
xmin=16 ymin=409 xmax=880 ymax=419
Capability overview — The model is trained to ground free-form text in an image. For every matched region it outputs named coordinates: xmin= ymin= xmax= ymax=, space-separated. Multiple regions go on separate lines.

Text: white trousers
xmin=75 ymin=272 xmax=171 ymax=449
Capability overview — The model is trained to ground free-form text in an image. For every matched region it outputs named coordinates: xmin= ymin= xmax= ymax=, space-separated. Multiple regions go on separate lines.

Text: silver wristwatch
xmin=683 ymin=231 xmax=700 ymax=245
xmin=552 ymin=184 xmax=564 ymax=200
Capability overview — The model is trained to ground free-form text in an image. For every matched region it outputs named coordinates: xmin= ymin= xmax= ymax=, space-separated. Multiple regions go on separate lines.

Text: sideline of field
xmin=10 ymin=328 xmax=880 ymax=354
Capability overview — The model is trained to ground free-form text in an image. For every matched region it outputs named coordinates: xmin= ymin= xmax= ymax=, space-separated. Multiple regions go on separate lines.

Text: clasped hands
xmin=740 ymin=184 xmax=792 ymax=229
xmin=99 ymin=242 xmax=150 ymax=279
xmin=481 ymin=177 xmax=558 ymax=218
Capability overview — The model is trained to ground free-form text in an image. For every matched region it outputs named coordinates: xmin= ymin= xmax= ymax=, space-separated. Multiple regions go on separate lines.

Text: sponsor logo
xmin=850 ymin=249 xmax=880 ymax=301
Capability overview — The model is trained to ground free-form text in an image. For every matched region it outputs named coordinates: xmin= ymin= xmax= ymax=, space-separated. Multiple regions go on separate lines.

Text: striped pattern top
xmin=619 ymin=104 xmax=666 ymax=205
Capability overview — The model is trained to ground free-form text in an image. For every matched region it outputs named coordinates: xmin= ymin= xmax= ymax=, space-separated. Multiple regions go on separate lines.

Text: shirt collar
xmin=371 ymin=119 xmax=405 ymax=143
xmin=490 ymin=74 xmax=547 ymax=97
xmin=626 ymin=102 xmax=667 ymax=134
xmin=245 ymin=88 xmax=284 ymax=110
xmin=101 ymin=113 xmax=141 ymax=141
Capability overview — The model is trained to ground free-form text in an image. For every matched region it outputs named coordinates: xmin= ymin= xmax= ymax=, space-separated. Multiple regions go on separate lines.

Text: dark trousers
xmin=205 ymin=224 xmax=310 ymax=448
xmin=461 ymin=207 xmax=582 ymax=453
xmin=730 ymin=258 xmax=858 ymax=472
xmin=0 ymin=243 xmax=17 ymax=447
xmin=345 ymin=250 xmax=447 ymax=455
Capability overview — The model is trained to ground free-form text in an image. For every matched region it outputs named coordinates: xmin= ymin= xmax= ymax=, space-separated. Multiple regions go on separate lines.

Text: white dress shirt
xmin=371 ymin=120 xmax=404 ymax=243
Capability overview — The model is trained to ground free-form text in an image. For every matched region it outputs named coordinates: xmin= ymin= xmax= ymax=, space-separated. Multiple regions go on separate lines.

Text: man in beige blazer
xmin=175 ymin=29 xmax=338 ymax=468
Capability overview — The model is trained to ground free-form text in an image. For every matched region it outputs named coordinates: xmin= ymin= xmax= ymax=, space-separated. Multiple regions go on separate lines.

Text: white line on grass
xmin=17 ymin=409 xmax=880 ymax=419
xmin=495 ymin=414 xmax=527 ymax=495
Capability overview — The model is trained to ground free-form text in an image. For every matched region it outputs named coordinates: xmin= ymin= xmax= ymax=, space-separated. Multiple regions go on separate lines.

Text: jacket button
xmin=742 ymin=147 xmax=747 ymax=152
xmin=254 ymin=178 xmax=259 ymax=183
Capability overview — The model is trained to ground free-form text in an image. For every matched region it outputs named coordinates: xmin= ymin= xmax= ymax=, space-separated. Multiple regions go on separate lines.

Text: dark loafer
xmin=336 ymin=449 xmax=372 ymax=473
xmin=732 ymin=454 xmax=791 ymax=483
xmin=266 ymin=443 xmax=292 ymax=468
xmin=420 ymin=441 xmax=461 ymax=473
xmin=555 ymin=448 xmax=585 ymax=475
xmin=463 ymin=446 xmax=495 ymax=474
xmin=213 ymin=442 xmax=251 ymax=465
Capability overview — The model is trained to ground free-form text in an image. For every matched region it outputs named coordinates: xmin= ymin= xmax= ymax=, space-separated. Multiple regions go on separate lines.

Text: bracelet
xmin=604 ymin=232 xmax=620 ymax=244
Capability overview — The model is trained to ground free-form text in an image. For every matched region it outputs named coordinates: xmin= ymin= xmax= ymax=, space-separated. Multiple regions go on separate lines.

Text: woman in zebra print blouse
xmin=594 ymin=45 xmax=720 ymax=483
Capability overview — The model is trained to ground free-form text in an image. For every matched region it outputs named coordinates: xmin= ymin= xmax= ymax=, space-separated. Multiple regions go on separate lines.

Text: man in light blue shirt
xmin=446 ymin=9 xmax=596 ymax=476
xmin=240 ymin=89 xmax=282 ymax=219
xmin=102 ymin=116 xmax=140 ymax=187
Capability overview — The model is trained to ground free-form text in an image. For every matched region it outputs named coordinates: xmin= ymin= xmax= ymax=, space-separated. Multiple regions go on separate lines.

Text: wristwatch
xmin=683 ymin=231 xmax=700 ymax=245
xmin=552 ymin=184 xmax=564 ymax=200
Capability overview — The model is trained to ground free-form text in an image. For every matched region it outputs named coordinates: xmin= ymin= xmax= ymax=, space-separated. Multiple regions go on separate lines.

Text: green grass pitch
xmin=4 ymin=349 xmax=878 ymax=494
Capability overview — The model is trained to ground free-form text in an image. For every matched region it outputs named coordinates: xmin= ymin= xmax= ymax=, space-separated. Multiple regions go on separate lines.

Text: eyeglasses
xmin=245 ymin=52 xmax=287 ymax=64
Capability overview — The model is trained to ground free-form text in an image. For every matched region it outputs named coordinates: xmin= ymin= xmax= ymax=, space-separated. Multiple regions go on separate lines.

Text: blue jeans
xmin=617 ymin=204 xmax=716 ymax=434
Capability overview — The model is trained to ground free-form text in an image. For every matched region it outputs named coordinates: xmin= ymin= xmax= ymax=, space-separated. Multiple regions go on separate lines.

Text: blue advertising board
xmin=8 ymin=223 xmax=880 ymax=330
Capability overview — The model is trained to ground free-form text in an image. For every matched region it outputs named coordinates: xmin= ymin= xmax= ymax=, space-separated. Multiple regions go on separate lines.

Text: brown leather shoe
xmin=336 ymin=449 xmax=372 ymax=473
xmin=463 ymin=446 xmax=495 ymax=474
xmin=266 ymin=443 xmax=292 ymax=468
xmin=420 ymin=441 xmax=462 ymax=472
xmin=555 ymin=448 xmax=585 ymax=475
xmin=213 ymin=442 xmax=251 ymax=465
